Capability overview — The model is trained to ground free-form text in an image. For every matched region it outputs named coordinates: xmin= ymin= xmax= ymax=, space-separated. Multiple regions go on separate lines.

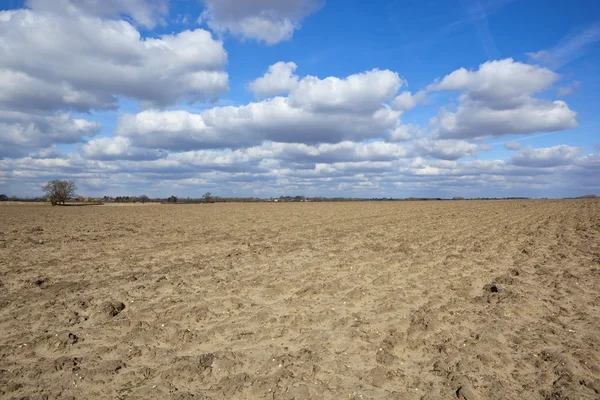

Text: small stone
xmin=369 ymin=366 xmax=388 ymax=387
xmin=99 ymin=359 xmax=126 ymax=373
xmin=456 ymin=384 xmax=479 ymax=400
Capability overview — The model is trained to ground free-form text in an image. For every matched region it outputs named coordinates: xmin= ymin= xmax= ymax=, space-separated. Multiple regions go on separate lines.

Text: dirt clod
xmin=53 ymin=356 xmax=81 ymax=372
xmin=98 ymin=359 xmax=126 ymax=373
xmin=101 ymin=300 xmax=125 ymax=317
xmin=484 ymin=283 xmax=499 ymax=293
xmin=33 ymin=277 xmax=48 ymax=287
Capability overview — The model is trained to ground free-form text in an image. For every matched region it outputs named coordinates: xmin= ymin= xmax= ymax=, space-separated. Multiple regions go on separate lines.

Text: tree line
xmin=1 ymin=180 xmax=598 ymax=203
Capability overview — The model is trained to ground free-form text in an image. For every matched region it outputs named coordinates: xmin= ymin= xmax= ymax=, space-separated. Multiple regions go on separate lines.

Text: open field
xmin=1 ymin=200 xmax=599 ymax=399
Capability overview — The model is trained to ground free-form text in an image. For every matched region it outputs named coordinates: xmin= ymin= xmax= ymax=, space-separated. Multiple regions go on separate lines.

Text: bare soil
xmin=1 ymin=200 xmax=599 ymax=399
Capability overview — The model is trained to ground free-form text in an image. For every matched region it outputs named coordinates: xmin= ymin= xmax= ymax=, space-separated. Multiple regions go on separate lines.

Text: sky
xmin=0 ymin=0 xmax=599 ymax=199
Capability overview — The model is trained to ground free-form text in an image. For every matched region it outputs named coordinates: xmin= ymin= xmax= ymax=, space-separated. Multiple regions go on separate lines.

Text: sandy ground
xmin=0 ymin=200 xmax=599 ymax=400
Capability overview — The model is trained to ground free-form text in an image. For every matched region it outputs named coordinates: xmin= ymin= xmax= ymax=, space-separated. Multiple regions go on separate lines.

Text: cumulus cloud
xmin=248 ymin=62 xmax=299 ymax=99
xmin=392 ymin=90 xmax=427 ymax=111
xmin=0 ymin=3 xmax=228 ymax=159
xmin=198 ymin=0 xmax=323 ymax=45
xmin=250 ymin=63 xmax=404 ymax=110
xmin=27 ymin=0 xmax=169 ymax=28
xmin=81 ymin=137 xmax=166 ymax=161
xmin=0 ymin=9 xmax=228 ymax=112
xmin=414 ymin=139 xmax=478 ymax=160
xmin=1 ymin=141 xmax=597 ymax=198
xmin=116 ymin=97 xmax=401 ymax=150
xmin=510 ymin=145 xmax=582 ymax=168
xmin=429 ymin=58 xmax=558 ymax=109
xmin=288 ymin=69 xmax=404 ymax=113
xmin=32 ymin=145 xmax=64 ymax=159
xmin=389 ymin=124 xmax=417 ymax=142
xmin=433 ymin=98 xmax=577 ymax=139
xmin=0 ymin=113 xmax=100 ymax=158
xmin=428 ymin=59 xmax=578 ymax=138
xmin=118 ymin=67 xmax=406 ymax=150
xmin=504 ymin=141 xmax=522 ymax=150
xmin=168 ymin=141 xmax=410 ymax=169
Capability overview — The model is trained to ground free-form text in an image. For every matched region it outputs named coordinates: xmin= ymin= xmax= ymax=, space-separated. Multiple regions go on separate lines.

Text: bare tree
xmin=139 ymin=195 xmax=150 ymax=203
xmin=203 ymin=192 xmax=213 ymax=203
xmin=43 ymin=180 xmax=76 ymax=206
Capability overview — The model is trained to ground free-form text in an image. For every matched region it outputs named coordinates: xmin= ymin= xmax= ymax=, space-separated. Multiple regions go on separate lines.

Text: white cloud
xmin=429 ymin=58 xmax=558 ymax=109
xmin=0 ymin=113 xmax=100 ymax=158
xmin=288 ymin=69 xmax=404 ymax=113
xmin=392 ymin=90 xmax=426 ymax=111
xmin=250 ymin=63 xmax=405 ymax=111
xmin=414 ymin=139 xmax=478 ymax=160
xmin=248 ymin=62 xmax=299 ymax=99
xmin=81 ymin=137 xmax=165 ymax=161
xmin=27 ymin=0 xmax=169 ymax=28
xmin=2 ymin=142 xmax=598 ymax=198
xmin=429 ymin=59 xmax=577 ymax=138
xmin=390 ymin=124 xmax=417 ymax=142
xmin=504 ymin=141 xmax=522 ymax=150
xmin=117 ymin=96 xmax=401 ymax=150
xmin=510 ymin=145 xmax=582 ymax=168
xmin=0 ymin=9 xmax=228 ymax=112
xmin=118 ymin=67 xmax=406 ymax=150
xmin=169 ymin=141 xmax=410 ymax=168
xmin=433 ymin=99 xmax=578 ymax=139
xmin=199 ymin=0 xmax=323 ymax=45
xmin=433 ymin=98 xmax=577 ymax=139
xmin=0 ymin=4 xmax=228 ymax=159
xmin=33 ymin=145 xmax=64 ymax=159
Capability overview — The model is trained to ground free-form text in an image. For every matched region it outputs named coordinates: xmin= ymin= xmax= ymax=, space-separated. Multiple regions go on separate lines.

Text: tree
xmin=203 ymin=192 xmax=213 ymax=203
xmin=139 ymin=195 xmax=150 ymax=203
xmin=43 ymin=180 xmax=76 ymax=206
xmin=168 ymin=195 xmax=178 ymax=203
xmin=0 ymin=194 xmax=8 ymax=201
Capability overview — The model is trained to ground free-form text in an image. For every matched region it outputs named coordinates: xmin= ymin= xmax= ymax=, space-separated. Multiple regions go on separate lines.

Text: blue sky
xmin=0 ymin=0 xmax=598 ymax=198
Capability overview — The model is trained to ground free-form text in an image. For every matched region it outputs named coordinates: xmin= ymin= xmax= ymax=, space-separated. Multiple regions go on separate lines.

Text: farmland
xmin=1 ymin=200 xmax=599 ymax=399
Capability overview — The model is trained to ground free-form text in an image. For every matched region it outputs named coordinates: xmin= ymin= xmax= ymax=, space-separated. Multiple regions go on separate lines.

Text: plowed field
xmin=1 ymin=200 xmax=599 ymax=399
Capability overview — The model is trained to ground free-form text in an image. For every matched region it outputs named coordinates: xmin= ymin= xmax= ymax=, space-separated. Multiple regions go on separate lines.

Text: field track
xmin=1 ymin=200 xmax=599 ymax=399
